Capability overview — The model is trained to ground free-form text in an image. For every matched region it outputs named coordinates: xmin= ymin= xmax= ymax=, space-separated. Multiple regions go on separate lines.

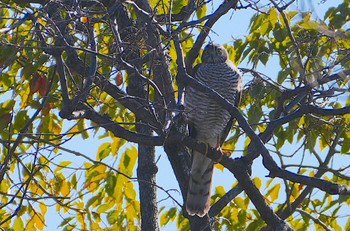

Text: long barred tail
xmin=186 ymin=150 xmax=214 ymax=217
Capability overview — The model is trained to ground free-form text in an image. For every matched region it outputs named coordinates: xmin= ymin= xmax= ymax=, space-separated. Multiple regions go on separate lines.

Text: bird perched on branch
xmin=185 ymin=43 xmax=242 ymax=217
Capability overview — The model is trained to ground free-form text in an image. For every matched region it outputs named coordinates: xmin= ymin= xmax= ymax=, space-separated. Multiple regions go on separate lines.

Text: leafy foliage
xmin=0 ymin=0 xmax=350 ymax=230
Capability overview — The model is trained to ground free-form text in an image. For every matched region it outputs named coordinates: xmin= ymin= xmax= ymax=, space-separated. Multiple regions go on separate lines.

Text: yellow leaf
xmin=55 ymin=161 xmax=72 ymax=173
xmin=234 ymin=197 xmax=247 ymax=210
xmin=253 ymin=177 xmax=262 ymax=189
xmin=19 ymin=82 xmax=30 ymax=109
xmin=319 ymin=136 xmax=328 ymax=151
xmin=160 ymin=207 xmax=177 ymax=226
xmin=111 ymin=136 xmax=125 ymax=156
xmin=26 ymin=218 xmax=36 ymax=231
xmin=268 ymin=8 xmax=278 ymax=26
xmin=77 ymin=213 xmax=85 ymax=226
xmin=309 ymin=170 xmax=315 ymax=177
xmin=94 ymin=164 xmax=107 ymax=174
xmin=84 ymin=162 xmax=93 ymax=169
xmin=168 ymin=41 xmax=177 ymax=63
xmin=97 ymin=203 xmax=113 ymax=213
xmin=126 ymin=202 xmax=137 ymax=221
xmin=113 ymin=175 xmax=125 ymax=203
xmin=37 ymin=17 xmax=46 ymax=26
xmin=214 ymin=163 xmax=224 ymax=171
xmin=34 ymin=214 xmax=45 ymax=230
xmin=61 ymin=180 xmax=70 ymax=197
xmin=91 ymin=223 xmax=102 ymax=231
xmin=120 ymin=146 xmax=137 ymax=176
xmin=39 ymin=203 xmax=47 ymax=215
xmin=74 ymin=199 xmax=85 ymax=209
xmin=267 ymin=184 xmax=280 ymax=202
xmin=56 ymin=203 xmax=60 ymax=212
xmin=87 ymin=182 xmax=99 ymax=193
xmin=69 ymin=119 xmax=89 ymax=139
xmin=13 ymin=217 xmax=24 ymax=231
xmin=196 ymin=4 xmax=207 ymax=24
xmin=297 ymin=116 xmax=305 ymax=127
xmin=215 ymin=186 xmax=226 ymax=197
xmin=29 ymin=182 xmax=44 ymax=196
xmin=290 ymin=184 xmax=300 ymax=201
xmin=90 ymin=172 xmax=107 ymax=183
xmin=124 ymin=182 xmax=136 ymax=200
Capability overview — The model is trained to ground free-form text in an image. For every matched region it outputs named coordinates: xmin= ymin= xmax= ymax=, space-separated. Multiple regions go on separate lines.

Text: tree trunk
xmin=112 ymin=3 xmax=160 ymax=230
xmin=128 ymin=69 xmax=159 ymax=231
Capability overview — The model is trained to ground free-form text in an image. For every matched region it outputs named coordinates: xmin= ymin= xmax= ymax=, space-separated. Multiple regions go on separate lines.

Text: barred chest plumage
xmin=185 ymin=61 xmax=240 ymax=140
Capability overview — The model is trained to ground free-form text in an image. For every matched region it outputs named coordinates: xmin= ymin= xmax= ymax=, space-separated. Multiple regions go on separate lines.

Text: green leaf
xmin=273 ymin=27 xmax=286 ymax=42
xmin=341 ymin=134 xmax=350 ymax=154
xmin=196 ymin=4 xmax=207 ymax=21
xmin=58 ymin=217 xmax=75 ymax=227
xmin=172 ymin=0 xmax=189 ymax=14
xmin=13 ymin=110 xmax=30 ymax=133
xmin=277 ymin=68 xmax=291 ymax=84
xmin=306 ymin=131 xmax=317 ymax=150
xmin=345 ymin=217 xmax=350 ymax=231
xmin=237 ymin=209 xmax=247 ymax=224
xmin=106 ymin=173 xmax=117 ymax=197
xmin=232 ymin=39 xmax=247 ymax=64
xmin=71 ymin=173 xmax=77 ymax=190
xmin=246 ymin=219 xmax=265 ymax=231
xmin=247 ymin=104 xmax=263 ymax=125
xmin=107 ymin=210 xmax=119 ymax=224
xmin=86 ymin=193 xmax=102 ymax=209
xmin=258 ymin=50 xmax=269 ymax=65
xmin=160 ymin=207 xmax=177 ymax=226
xmin=250 ymin=13 xmax=264 ymax=32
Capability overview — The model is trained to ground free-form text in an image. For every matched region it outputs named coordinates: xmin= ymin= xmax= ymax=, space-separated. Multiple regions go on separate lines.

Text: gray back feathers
xmin=185 ymin=43 xmax=242 ymax=217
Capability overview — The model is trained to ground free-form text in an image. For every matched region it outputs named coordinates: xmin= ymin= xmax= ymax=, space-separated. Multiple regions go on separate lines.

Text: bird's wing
xmin=220 ymin=72 xmax=243 ymax=146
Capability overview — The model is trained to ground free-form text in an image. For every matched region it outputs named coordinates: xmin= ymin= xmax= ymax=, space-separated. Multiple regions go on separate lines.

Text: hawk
xmin=185 ymin=43 xmax=242 ymax=217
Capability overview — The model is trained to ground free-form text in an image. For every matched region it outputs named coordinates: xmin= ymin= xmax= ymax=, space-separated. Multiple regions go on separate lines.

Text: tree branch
xmin=185 ymin=0 xmax=239 ymax=74
xmin=208 ymin=184 xmax=243 ymax=217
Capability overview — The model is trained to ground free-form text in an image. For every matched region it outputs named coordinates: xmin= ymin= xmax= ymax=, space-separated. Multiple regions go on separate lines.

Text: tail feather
xmin=186 ymin=151 xmax=214 ymax=217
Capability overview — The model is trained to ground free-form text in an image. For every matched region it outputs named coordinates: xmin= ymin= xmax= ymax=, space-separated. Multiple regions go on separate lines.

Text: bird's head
xmin=201 ymin=43 xmax=228 ymax=63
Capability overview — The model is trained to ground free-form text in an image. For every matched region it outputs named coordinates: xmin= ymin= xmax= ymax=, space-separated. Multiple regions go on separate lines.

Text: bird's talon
xmin=215 ymin=148 xmax=224 ymax=163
